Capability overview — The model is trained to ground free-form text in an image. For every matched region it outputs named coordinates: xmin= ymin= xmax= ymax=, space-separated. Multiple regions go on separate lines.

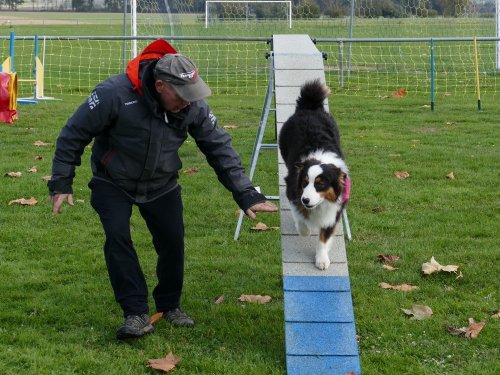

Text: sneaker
xmin=164 ymin=308 xmax=194 ymax=327
xmin=116 ymin=314 xmax=155 ymax=340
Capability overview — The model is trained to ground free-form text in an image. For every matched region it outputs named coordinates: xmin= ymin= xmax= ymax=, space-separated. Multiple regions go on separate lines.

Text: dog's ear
xmin=338 ymin=172 xmax=347 ymax=186
xmin=294 ymin=162 xmax=304 ymax=172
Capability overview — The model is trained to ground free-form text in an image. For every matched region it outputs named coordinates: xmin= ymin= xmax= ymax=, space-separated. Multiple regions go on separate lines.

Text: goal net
xmin=205 ymin=1 xmax=292 ymax=28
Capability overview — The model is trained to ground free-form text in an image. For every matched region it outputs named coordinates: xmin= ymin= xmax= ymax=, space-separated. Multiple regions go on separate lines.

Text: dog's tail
xmin=296 ymin=79 xmax=331 ymax=111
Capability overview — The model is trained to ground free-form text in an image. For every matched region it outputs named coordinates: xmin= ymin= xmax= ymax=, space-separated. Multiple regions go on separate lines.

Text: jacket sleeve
xmin=188 ymin=102 xmax=267 ymax=211
xmin=48 ymin=84 xmax=117 ymax=195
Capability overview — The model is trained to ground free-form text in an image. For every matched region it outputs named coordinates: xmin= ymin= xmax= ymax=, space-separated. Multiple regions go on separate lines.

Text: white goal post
xmin=205 ymin=1 xmax=292 ymax=29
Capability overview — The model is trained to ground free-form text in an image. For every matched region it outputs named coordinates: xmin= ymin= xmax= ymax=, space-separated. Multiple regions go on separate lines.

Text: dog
xmin=278 ymin=79 xmax=350 ymax=270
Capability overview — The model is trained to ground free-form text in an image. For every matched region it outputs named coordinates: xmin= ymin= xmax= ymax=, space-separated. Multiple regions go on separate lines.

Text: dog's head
xmin=295 ymin=160 xmax=347 ymax=209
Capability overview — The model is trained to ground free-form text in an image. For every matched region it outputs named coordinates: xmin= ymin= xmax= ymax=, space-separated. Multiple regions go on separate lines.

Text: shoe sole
xmin=116 ymin=324 xmax=155 ymax=340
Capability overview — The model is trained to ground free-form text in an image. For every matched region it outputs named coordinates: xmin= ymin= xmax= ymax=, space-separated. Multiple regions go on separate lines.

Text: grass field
xmin=0 ymin=11 xmax=499 ymax=375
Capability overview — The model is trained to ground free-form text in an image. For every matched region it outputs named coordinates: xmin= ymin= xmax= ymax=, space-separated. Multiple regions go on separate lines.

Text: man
xmin=48 ymin=39 xmax=277 ymax=340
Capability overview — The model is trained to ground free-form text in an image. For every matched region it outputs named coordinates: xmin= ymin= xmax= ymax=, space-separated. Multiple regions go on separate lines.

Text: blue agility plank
xmin=284 ymin=276 xmax=351 ymax=292
xmin=286 ymin=355 xmax=362 ymax=375
xmin=284 ymin=291 xmax=354 ymax=323
xmin=285 ymin=322 xmax=359 ymax=356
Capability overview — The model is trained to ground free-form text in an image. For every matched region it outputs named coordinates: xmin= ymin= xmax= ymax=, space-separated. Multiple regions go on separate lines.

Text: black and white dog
xmin=278 ymin=79 xmax=351 ymax=270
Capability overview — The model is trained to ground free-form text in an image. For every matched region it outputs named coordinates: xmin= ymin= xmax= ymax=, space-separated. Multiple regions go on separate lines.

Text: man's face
xmin=155 ymin=80 xmax=190 ymax=113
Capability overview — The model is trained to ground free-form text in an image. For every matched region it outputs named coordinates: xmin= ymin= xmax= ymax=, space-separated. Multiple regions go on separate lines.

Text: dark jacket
xmin=48 ymin=61 xmax=266 ymax=210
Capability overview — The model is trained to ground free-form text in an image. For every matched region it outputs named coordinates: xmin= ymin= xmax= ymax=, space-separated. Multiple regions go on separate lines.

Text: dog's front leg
xmin=315 ymin=226 xmax=335 ymax=270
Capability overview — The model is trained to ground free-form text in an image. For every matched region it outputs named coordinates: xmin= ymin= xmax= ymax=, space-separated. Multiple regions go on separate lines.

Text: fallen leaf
xmin=402 ymin=304 xmax=433 ymax=320
xmin=250 ymin=222 xmax=279 ymax=231
xmin=377 ymin=254 xmax=400 ymax=263
xmin=5 ymin=172 xmax=22 ymax=177
xmin=27 ymin=166 xmax=37 ymax=173
xmin=34 ymin=155 xmax=43 ymax=161
xmin=446 ymin=172 xmax=455 ymax=180
xmin=215 ymin=295 xmax=225 ymax=305
xmin=371 ymin=206 xmax=385 ymax=213
xmin=41 ymin=175 xmax=52 ymax=182
xmin=147 ymin=352 xmax=180 ymax=372
xmin=420 ymin=104 xmax=431 ymax=108
xmin=448 ymin=318 xmax=486 ymax=339
xmin=238 ymin=294 xmax=272 ymax=304
xmin=33 ymin=140 xmax=51 ymax=147
xmin=75 ymin=199 xmax=85 ymax=203
xmin=382 ymin=264 xmax=398 ymax=271
xmin=395 ymin=171 xmax=410 ymax=179
xmin=388 ymin=153 xmax=401 ymax=157
xmin=491 ymin=311 xmax=500 ymax=319
xmin=455 ymin=271 xmax=464 ymax=280
xmin=149 ymin=312 xmax=164 ymax=325
xmin=421 ymin=256 xmax=459 ymax=275
xmin=8 ymin=197 xmax=38 ymax=206
xmin=183 ymin=167 xmax=199 ymax=175
xmin=444 ymin=285 xmax=454 ymax=291
xmin=445 ymin=121 xmax=456 ymax=126
xmin=391 ymin=87 xmax=407 ymax=98
xmin=223 ymin=124 xmax=239 ymax=129
xmin=379 ymin=282 xmax=417 ymax=292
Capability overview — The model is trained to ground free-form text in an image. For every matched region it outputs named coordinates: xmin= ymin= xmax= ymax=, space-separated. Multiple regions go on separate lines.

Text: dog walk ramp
xmin=274 ymin=34 xmax=361 ymax=375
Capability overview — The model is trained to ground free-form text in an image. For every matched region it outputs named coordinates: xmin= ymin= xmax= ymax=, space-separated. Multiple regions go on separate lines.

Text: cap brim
xmin=171 ymin=76 xmax=212 ymax=102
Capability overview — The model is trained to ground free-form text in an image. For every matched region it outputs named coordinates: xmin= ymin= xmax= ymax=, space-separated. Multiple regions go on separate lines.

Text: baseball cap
xmin=154 ymin=54 xmax=211 ymax=102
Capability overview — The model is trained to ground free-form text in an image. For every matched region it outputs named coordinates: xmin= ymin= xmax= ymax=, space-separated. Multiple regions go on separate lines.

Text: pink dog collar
xmin=341 ymin=176 xmax=351 ymax=205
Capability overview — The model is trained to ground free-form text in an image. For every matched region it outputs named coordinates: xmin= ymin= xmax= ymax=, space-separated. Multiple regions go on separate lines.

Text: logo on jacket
xmin=209 ymin=111 xmax=216 ymax=126
xmin=88 ymin=90 xmax=100 ymax=110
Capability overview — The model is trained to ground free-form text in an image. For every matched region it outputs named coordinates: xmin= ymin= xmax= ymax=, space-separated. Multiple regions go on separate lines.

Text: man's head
xmin=154 ymin=54 xmax=211 ymax=105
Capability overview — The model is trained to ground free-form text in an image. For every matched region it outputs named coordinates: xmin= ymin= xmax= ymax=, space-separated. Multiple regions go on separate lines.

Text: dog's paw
xmin=315 ymin=254 xmax=330 ymax=270
xmin=296 ymin=223 xmax=311 ymax=236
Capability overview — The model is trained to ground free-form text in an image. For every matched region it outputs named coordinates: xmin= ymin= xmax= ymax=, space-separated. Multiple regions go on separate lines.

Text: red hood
xmin=126 ymin=39 xmax=177 ymax=94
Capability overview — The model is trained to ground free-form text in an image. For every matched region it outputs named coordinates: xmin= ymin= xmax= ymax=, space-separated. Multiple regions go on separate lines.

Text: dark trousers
xmin=90 ymin=179 xmax=184 ymax=317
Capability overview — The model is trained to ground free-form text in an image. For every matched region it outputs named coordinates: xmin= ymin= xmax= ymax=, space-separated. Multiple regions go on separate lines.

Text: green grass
xmin=1 ymin=90 xmax=498 ymax=374
xmin=0 ymin=11 xmax=498 ymax=374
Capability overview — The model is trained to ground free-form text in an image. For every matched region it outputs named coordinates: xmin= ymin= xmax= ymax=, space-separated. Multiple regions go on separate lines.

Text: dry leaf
xmin=8 ymin=197 xmax=38 ymax=206
xmin=238 ymin=294 xmax=272 ymax=304
xmin=388 ymin=153 xmax=401 ymax=157
xmin=41 ymin=175 xmax=52 ymax=182
xmin=183 ymin=167 xmax=199 ymax=175
xmin=223 ymin=124 xmax=239 ymax=129
xmin=379 ymin=282 xmax=417 ymax=292
xmin=395 ymin=171 xmax=410 ymax=179
xmin=445 ymin=121 xmax=456 ymax=126
xmin=391 ymin=87 xmax=407 ymax=98
xmin=377 ymin=254 xmax=400 ymax=263
xmin=444 ymin=285 xmax=454 ymax=291
xmin=446 ymin=172 xmax=455 ymax=180
xmin=5 ymin=172 xmax=22 ymax=177
xmin=491 ymin=311 xmax=500 ymax=319
xmin=149 ymin=312 xmax=164 ymax=325
xmin=33 ymin=140 xmax=51 ymax=147
xmin=34 ymin=155 xmax=43 ymax=161
xmin=455 ymin=271 xmax=464 ymax=280
xmin=382 ymin=264 xmax=398 ymax=271
xmin=250 ymin=222 xmax=279 ymax=231
xmin=27 ymin=166 xmax=37 ymax=173
xmin=215 ymin=295 xmax=225 ymax=305
xmin=76 ymin=199 xmax=85 ymax=203
xmin=147 ymin=352 xmax=180 ymax=372
xmin=402 ymin=304 xmax=433 ymax=320
xmin=422 ymin=256 xmax=459 ymax=275
xmin=371 ymin=206 xmax=385 ymax=213
xmin=448 ymin=318 xmax=486 ymax=339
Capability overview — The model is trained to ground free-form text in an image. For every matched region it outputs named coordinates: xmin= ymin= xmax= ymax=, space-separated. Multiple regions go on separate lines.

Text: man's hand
xmin=51 ymin=193 xmax=74 ymax=214
xmin=245 ymin=201 xmax=278 ymax=219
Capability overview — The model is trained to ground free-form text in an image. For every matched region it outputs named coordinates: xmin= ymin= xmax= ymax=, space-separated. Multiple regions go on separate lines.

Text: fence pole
xmin=430 ymin=38 xmax=435 ymax=111
xmin=339 ymin=40 xmax=344 ymax=88
xmin=473 ymin=37 xmax=482 ymax=110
